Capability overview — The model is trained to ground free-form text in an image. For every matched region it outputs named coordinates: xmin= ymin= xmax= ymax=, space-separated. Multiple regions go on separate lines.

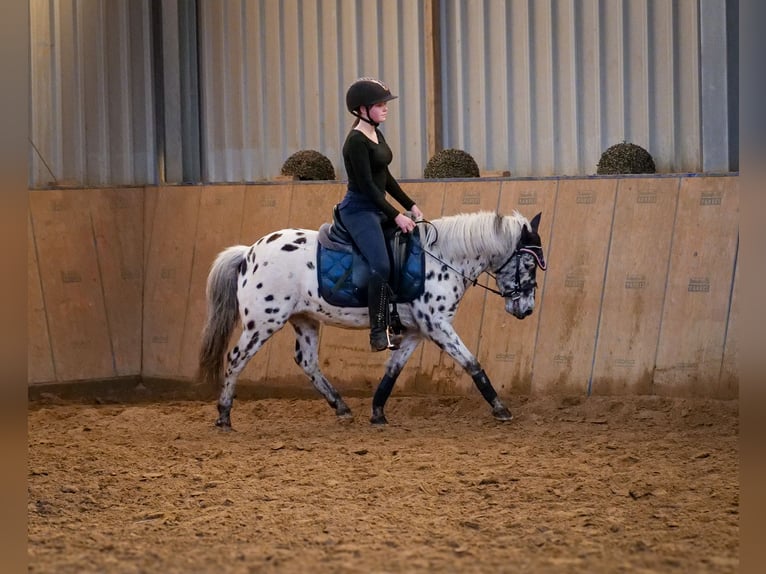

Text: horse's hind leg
xmin=216 ymin=328 xmax=271 ymax=430
xmin=290 ymin=317 xmax=352 ymax=418
xmin=370 ymin=333 xmax=421 ymax=425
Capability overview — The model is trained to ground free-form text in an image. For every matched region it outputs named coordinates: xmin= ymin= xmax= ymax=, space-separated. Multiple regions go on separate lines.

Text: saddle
xmin=316 ymin=205 xmax=426 ymax=308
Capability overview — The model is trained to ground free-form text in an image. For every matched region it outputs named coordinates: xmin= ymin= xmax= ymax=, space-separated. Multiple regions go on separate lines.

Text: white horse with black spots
xmin=198 ymin=210 xmax=546 ymax=430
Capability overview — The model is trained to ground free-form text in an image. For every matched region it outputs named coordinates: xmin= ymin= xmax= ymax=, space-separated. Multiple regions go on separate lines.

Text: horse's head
xmin=494 ymin=212 xmax=547 ymax=319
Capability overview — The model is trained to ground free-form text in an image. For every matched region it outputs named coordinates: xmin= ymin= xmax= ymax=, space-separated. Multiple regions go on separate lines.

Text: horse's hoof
xmin=336 ymin=408 xmax=354 ymax=424
xmin=336 ymin=404 xmax=353 ymax=418
xmin=370 ymin=413 xmax=388 ymax=425
xmin=215 ymin=419 xmax=233 ymax=431
xmin=492 ymin=408 xmax=513 ymax=422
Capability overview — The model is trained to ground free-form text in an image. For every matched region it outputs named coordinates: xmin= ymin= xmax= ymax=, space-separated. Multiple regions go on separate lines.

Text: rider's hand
xmin=394 ymin=212 xmax=416 ymax=233
xmin=410 ymin=204 xmax=424 ymax=222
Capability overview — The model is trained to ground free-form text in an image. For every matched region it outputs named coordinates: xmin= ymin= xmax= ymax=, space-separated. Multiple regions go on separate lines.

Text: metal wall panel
xmin=29 ymin=0 xmax=737 ymax=186
xmin=29 ymin=0 xmax=156 ymax=188
xmin=439 ymin=0 xmax=736 ymax=177
xmin=198 ymin=0 xmax=430 ymax=183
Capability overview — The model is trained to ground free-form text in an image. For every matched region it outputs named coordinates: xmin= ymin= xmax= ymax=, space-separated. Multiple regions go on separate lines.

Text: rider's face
xmin=367 ymin=102 xmax=388 ymax=124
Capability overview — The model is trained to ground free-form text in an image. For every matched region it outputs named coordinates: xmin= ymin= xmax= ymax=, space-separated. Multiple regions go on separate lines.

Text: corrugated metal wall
xmin=440 ymin=0 xmax=736 ymax=177
xmin=29 ymin=0 xmax=737 ymax=187
xmin=198 ymin=0 xmax=431 ymax=183
xmin=29 ymin=0 xmax=156 ymax=188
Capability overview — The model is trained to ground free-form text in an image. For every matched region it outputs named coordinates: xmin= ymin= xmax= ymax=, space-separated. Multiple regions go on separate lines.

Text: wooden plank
xmin=178 ymin=185 xmax=246 ymax=379
xmin=286 ymin=182 xmax=345 ymax=230
xmin=477 ymin=179 xmax=557 ymax=395
xmin=266 ymin=183 xmax=345 ymax=386
xmin=89 ymin=188 xmax=144 ymax=377
xmin=402 ymin=180 xmax=447 ymax=219
xmin=29 ymin=191 xmax=114 ymax=381
xmin=654 ymin=176 xmax=739 ymax=396
xmin=719 ymin=255 xmax=738 ymax=398
xmin=416 ymin=181 xmax=501 ymax=394
xmin=27 ymin=209 xmax=56 ymax=383
xmin=531 ymin=178 xmax=617 ymax=395
xmin=590 ymin=177 xmax=680 ymax=394
xmin=239 ymin=183 xmax=294 ymax=244
xmin=142 ymin=186 xmax=200 ymax=378
xmin=238 ymin=184 xmax=294 ymax=386
xmin=319 ymin=182 xmax=447 ymax=393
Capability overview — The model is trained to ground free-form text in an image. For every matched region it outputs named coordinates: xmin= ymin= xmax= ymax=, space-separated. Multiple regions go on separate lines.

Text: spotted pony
xmin=198 ymin=210 xmax=546 ymax=430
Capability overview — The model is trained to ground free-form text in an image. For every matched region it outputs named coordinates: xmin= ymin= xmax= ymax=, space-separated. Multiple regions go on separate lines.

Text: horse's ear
xmin=529 ymin=212 xmax=542 ymax=233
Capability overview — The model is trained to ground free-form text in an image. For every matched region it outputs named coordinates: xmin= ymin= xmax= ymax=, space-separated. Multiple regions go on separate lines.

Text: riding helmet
xmin=345 ymin=78 xmax=398 ymax=114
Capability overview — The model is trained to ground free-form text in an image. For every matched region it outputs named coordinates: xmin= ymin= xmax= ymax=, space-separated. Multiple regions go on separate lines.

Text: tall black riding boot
xmin=368 ymin=273 xmax=395 ymax=352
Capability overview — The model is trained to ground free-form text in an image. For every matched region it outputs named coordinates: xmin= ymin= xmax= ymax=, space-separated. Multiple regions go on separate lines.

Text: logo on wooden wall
xmin=160 ymin=267 xmax=176 ymax=280
xmin=60 ymin=270 xmax=82 ymax=283
xmin=614 ymin=358 xmax=636 ymax=369
xmin=700 ymin=191 xmax=722 ymax=206
xmin=462 ymin=191 xmax=481 ymax=205
xmin=51 ymin=199 xmax=71 ymax=212
xmin=624 ymin=274 xmax=646 ymax=289
xmin=565 ymin=272 xmax=585 ymax=289
xmin=494 ymin=352 xmax=516 ymax=362
xmin=636 ymin=190 xmax=658 ymax=204
xmin=576 ymin=191 xmax=596 ymax=204
xmin=518 ymin=191 xmax=537 ymax=205
xmin=687 ymin=277 xmax=710 ymax=292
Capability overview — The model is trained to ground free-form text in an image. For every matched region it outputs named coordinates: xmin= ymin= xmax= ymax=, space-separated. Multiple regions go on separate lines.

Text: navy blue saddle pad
xmin=316 ymin=211 xmax=426 ymax=308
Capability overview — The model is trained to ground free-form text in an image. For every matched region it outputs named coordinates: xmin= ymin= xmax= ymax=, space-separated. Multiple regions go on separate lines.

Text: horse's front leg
xmin=422 ymin=319 xmax=512 ymax=422
xmin=371 ymin=334 xmax=422 ymax=425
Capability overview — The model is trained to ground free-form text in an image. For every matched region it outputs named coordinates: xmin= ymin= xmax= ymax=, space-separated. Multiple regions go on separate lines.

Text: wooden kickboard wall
xmin=27 ymin=175 xmax=739 ymax=399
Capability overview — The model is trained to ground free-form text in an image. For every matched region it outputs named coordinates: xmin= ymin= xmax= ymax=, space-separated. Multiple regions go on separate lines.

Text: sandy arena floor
xmin=28 ymin=393 xmax=738 ymax=573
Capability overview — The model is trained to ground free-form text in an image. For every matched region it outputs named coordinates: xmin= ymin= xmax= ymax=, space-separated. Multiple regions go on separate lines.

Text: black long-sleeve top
xmin=342 ymin=128 xmax=415 ymax=221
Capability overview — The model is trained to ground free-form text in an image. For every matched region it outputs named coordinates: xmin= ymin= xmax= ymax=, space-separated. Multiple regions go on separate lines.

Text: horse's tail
xmin=197 ymin=245 xmax=248 ymax=390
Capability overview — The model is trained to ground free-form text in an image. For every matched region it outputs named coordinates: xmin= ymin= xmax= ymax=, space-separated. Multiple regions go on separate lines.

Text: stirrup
xmin=370 ymin=327 xmax=400 ymax=352
xmin=385 ymin=327 xmax=401 ymax=351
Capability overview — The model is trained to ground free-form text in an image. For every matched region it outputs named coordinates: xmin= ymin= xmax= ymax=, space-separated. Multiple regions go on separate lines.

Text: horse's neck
xmin=430 ymin=214 xmax=516 ymax=280
xmin=429 ymin=243 xmax=494 ymax=286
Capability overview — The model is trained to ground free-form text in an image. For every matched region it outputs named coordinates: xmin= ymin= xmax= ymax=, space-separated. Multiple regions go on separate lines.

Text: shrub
xmin=281 ymin=150 xmax=336 ymax=180
xmin=596 ymin=142 xmax=656 ymax=175
xmin=424 ymin=148 xmax=480 ymax=179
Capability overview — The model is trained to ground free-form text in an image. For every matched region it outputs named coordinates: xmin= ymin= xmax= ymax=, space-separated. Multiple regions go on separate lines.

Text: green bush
xmin=424 ymin=148 xmax=480 ymax=178
xmin=596 ymin=142 xmax=656 ymax=175
xmin=281 ymin=150 xmax=336 ymax=180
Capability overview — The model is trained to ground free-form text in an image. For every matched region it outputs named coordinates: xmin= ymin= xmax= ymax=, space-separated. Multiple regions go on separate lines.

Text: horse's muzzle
xmin=506 ymin=298 xmax=533 ymax=319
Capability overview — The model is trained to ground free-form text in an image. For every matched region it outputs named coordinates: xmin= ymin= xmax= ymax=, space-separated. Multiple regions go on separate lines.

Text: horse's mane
xmin=423 ymin=210 xmax=529 ymax=260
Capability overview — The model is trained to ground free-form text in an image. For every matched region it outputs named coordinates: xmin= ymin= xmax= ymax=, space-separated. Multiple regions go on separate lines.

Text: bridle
xmin=422 ymin=240 xmax=547 ymax=300
xmin=486 ymin=244 xmax=547 ymax=300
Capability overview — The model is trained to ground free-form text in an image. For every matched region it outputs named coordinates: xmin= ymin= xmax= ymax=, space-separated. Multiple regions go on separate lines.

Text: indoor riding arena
xmin=28 ymin=177 xmax=739 ymax=573
xmin=28 ymin=1 xmax=739 ymax=570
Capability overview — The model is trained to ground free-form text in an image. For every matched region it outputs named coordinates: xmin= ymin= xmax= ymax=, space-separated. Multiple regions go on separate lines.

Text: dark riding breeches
xmin=336 ymin=204 xmax=391 ymax=281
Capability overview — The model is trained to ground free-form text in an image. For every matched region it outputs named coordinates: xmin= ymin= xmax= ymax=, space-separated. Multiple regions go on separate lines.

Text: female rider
xmin=338 ymin=78 xmax=424 ymax=351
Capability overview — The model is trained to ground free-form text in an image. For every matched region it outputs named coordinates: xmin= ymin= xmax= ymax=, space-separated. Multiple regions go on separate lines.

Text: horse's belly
xmin=300 ymin=303 xmax=370 ymax=329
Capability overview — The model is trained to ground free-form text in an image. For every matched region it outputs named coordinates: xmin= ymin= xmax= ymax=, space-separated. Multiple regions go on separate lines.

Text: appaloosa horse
xmin=198 ymin=210 xmax=546 ymax=430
